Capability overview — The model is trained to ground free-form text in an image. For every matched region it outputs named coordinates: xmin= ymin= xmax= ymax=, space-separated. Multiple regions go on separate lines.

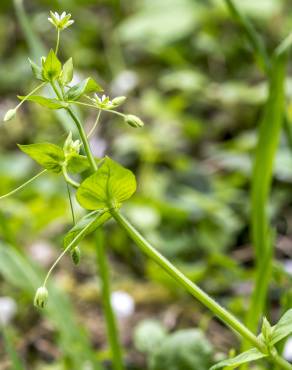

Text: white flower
xmin=90 ymin=94 xmax=126 ymax=110
xmin=48 ymin=11 xmax=74 ymax=30
xmin=111 ymin=291 xmax=135 ymax=319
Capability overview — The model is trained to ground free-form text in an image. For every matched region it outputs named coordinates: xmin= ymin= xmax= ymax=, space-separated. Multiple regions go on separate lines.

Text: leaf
xmin=63 ymin=210 xmax=111 ymax=248
xmin=60 ymin=57 xmax=73 ymax=85
xmin=270 ymin=309 xmax=292 ymax=345
xmin=28 ymin=58 xmax=43 ymax=80
xmin=66 ymin=154 xmax=90 ymax=174
xmin=65 ymin=77 xmax=103 ymax=101
xmin=42 ymin=49 xmax=62 ymax=81
xmin=210 ymin=348 xmax=267 ymax=370
xmin=76 ymin=156 xmax=137 ymax=210
xmin=18 ymin=95 xmax=67 ymax=109
xmin=18 ymin=143 xmax=65 ymax=173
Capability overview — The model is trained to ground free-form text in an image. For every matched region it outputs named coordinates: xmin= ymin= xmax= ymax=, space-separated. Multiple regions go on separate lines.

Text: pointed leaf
xmin=64 ymin=210 xmax=111 ymax=248
xmin=271 ymin=309 xmax=292 ymax=345
xmin=76 ymin=156 xmax=136 ymax=210
xmin=65 ymin=77 xmax=103 ymax=101
xmin=18 ymin=143 xmax=64 ymax=173
xmin=42 ymin=49 xmax=62 ymax=81
xmin=210 ymin=348 xmax=267 ymax=370
xmin=60 ymin=57 xmax=73 ymax=85
xmin=18 ymin=95 xmax=67 ymax=109
xmin=28 ymin=58 xmax=43 ymax=81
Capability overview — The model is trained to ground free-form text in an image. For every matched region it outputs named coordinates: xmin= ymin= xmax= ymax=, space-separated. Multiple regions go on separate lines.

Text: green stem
xmin=112 ymin=209 xmax=292 ymax=369
xmin=96 ymin=230 xmax=124 ymax=370
xmin=66 ymin=183 xmax=76 ymax=224
xmin=62 ymin=165 xmax=80 ymax=188
xmin=0 ymin=169 xmax=47 ymax=200
xmin=16 ymin=82 xmax=46 ymax=110
xmin=55 ymin=29 xmax=60 ymax=55
xmin=87 ymin=109 xmax=101 ymax=139
xmin=111 ymin=209 xmax=264 ymax=350
xmin=50 ymin=80 xmax=124 ymax=370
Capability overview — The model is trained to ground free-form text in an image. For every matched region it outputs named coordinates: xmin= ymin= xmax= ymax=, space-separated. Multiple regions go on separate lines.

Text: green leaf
xmin=42 ymin=49 xmax=62 ymax=81
xmin=66 ymin=154 xmax=91 ymax=174
xmin=210 ymin=348 xmax=267 ymax=370
xmin=76 ymin=156 xmax=137 ymax=210
xmin=64 ymin=210 xmax=111 ymax=248
xmin=65 ymin=77 xmax=103 ymax=101
xmin=28 ymin=58 xmax=43 ymax=81
xmin=60 ymin=57 xmax=74 ymax=85
xmin=270 ymin=309 xmax=292 ymax=345
xmin=18 ymin=143 xmax=65 ymax=173
xmin=18 ymin=95 xmax=67 ymax=109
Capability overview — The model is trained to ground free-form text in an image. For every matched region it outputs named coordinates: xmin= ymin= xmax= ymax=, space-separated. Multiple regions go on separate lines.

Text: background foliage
xmin=1 ymin=0 xmax=292 ymax=369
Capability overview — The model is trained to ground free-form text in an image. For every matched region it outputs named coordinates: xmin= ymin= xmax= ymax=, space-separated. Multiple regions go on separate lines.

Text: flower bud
xmin=71 ymin=246 xmax=81 ymax=265
xmin=112 ymin=96 xmax=126 ymax=107
xmin=34 ymin=286 xmax=48 ymax=309
xmin=124 ymin=114 xmax=144 ymax=128
xmin=4 ymin=109 xmax=16 ymax=122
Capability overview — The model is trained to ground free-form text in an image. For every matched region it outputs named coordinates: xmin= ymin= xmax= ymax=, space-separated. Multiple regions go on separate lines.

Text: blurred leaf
xmin=210 ymin=348 xmax=267 ymax=369
xmin=65 ymin=77 xmax=102 ymax=101
xmin=18 ymin=95 xmax=67 ymax=109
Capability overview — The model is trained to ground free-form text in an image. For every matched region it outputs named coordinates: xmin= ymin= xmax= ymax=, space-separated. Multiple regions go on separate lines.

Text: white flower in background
xmin=284 ymin=337 xmax=292 ymax=361
xmin=111 ymin=291 xmax=135 ymax=319
xmin=0 ymin=297 xmax=17 ymax=326
xmin=89 ymin=94 xmax=126 ymax=110
xmin=48 ymin=11 xmax=74 ymax=30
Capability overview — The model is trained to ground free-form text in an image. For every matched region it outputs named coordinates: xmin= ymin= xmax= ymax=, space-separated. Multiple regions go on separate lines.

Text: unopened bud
xmin=34 ymin=286 xmax=48 ymax=309
xmin=71 ymin=246 xmax=81 ymax=265
xmin=124 ymin=114 xmax=144 ymax=128
xmin=4 ymin=109 xmax=16 ymax=122
xmin=112 ymin=96 xmax=126 ymax=107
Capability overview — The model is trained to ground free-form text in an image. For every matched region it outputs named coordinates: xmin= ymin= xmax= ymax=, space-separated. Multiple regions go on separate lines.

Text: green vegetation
xmin=1 ymin=1 xmax=292 ymax=369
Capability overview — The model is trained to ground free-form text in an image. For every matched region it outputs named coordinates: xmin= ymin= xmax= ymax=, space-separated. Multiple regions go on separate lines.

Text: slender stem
xmin=0 ymin=169 xmax=47 ymax=200
xmin=66 ymin=183 xmax=76 ymax=224
xmin=96 ymin=230 xmax=124 ymax=370
xmin=62 ymin=165 xmax=80 ymax=188
xmin=55 ymin=29 xmax=60 ymax=55
xmin=87 ymin=110 xmax=101 ymax=139
xmin=112 ymin=209 xmax=292 ymax=369
xmin=68 ymin=100 xmax=125 ymax=119
xmin=16 ymin=82 xmax=46 ymax=109
xmin=50 ymin=81 xmax=123 ymax=369
xmin=66 ymin=108 xmax=98 ymax=171
xmin=111 ymin=209 xmax=265 ymax=351
xmin=43 ymin=215 xmax=97 ymax=287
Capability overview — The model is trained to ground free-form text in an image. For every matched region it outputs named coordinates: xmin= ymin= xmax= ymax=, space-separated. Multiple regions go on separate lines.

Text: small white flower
xmin=89 ymin=94 xmax=126 ymax=110
xmin=111 ymin=291 xmax=135 ymax=319
xmin=48 ymin=11 xmax=74 ymax=30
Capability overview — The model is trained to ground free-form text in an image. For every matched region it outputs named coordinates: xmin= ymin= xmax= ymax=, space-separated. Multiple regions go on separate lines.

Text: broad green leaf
xmin=18 ymin=143 xmax=64 ymax=173
xmin=60 ymin=57 xmax=73 ymax=85
xmin=271 ymin=309 xmax=292 ymax=345
xmin=66 ymin=154 xmax=90 ymax=174
xmin=65 ymin=77 xmax=103 ymax=101
xmin=76 ymin=156 xmax=136 ymax=210
xmin=42 ymin=49 xmax=62 ymax=81
xmin=64 ymin=210 xmax=111 ymax=248
xmin=18 ymin=95 xmax=67 ymax=109
xmin=210 ymin=348 xmax=267 ymax=370
xmin=28 ymin=58 xmax=43 ymax=80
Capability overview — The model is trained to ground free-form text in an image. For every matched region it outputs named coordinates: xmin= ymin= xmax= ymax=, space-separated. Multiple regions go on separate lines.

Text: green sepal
xmin=65 ymin=77 xmax=103 ymax=101
xmin=76 ymin=156 xmax=136 ymax=210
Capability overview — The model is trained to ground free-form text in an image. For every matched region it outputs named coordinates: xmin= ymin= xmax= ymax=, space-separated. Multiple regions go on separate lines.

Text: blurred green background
xmin=1 ymin=0 xmax=292 ymax=369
